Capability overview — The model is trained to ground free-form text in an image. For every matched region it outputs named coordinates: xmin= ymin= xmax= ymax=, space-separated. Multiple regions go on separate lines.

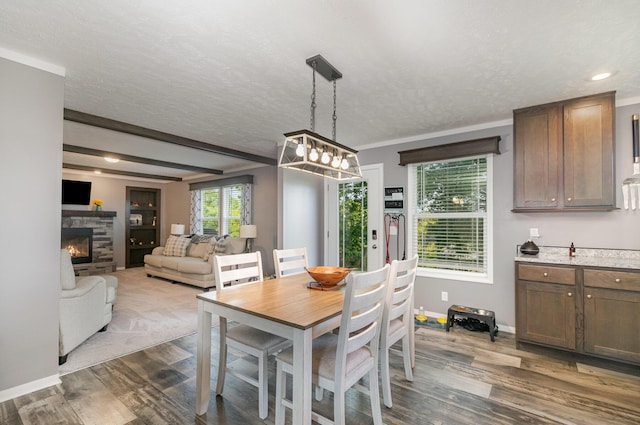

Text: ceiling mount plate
xmin=306 ymin=54 xmax=342 ymax=81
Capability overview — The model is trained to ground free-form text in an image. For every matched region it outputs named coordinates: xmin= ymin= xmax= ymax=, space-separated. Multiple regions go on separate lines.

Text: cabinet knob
xmin=567 ymin=292 xmax=572 ymax=297
xmin=587 ymin=294 xmax=592 ymax=299
xmin=551 ymin=197 xmax=556 ymax=202
xmin=543 ymin=272 xmax=548 ymax=277
xmin=615 ymin=278 xmax=621 ymax=283
xmin=567 ymin=197 xmax=572 ymax=202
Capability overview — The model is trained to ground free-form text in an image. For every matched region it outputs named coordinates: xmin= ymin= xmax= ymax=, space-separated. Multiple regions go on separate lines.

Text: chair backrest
xmin=335 ymin=265 xmax=390 ymax=378
xmin=214 ymin=251 xmax=264 ymax=289
xmin=273 ymin=247 xmax=308 ymax=277
xmin=382 ymin=255 xmax=418 ymax=337
xmin=60 ymin=249 xmax=77 ymax=290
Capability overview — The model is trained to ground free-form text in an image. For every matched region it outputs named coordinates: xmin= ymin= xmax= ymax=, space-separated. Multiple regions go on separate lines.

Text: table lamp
xmin=240 ymin=224 xmax=257 ymax=252
xmin=170 ymin=224 xmax=185 ymax=235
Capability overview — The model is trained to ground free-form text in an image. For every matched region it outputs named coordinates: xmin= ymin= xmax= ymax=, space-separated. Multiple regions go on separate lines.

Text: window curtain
xmin=190 ymin=189 xmax=202 ymax=235
xmin=241 ymin=183 xmax=252 ymax=225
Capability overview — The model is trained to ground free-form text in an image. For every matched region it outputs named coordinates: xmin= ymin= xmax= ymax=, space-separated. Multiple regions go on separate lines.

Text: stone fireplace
xmin=62 ymin=210 xmax=117 ymax=275
xmin=61 ymin=227 xmax=93 ymax=264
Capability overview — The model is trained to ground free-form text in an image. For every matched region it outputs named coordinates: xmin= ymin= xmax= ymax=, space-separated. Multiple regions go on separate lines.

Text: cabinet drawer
xmin=584 ymin=269 xmax=640 ymax=291
xmin=518 ymin=264 xmax=575 ymax=285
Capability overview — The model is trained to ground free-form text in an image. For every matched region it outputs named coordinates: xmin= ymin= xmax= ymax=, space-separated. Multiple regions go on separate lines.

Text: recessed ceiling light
xmin=94 ymin=170 xmax=102 ymax=174
xmin=104 ymin=157 xmax=120 ymax=163
xmin=591 ymin=72 xmax=611 ymax=81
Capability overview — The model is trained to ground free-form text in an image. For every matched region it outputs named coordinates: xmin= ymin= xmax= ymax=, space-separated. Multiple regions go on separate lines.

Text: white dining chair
xmin=274 ymin=264 xmax=390 ymax=425
xmin=213 ymin=251 xmax=290 ymax=419
xmin=380 ymin=255 xmax=418 ymax=408
xmin=273 ymin=247 xmax=308 ymax=277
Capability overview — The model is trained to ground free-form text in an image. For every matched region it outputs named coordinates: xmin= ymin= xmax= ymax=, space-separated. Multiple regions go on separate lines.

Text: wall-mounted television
xmin=62 ymin=179 xmax=92 ymax=205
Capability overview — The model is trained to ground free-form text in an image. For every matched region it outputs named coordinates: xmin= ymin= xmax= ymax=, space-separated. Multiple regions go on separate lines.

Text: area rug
xmin=59 ymin=267 xmax=217 ymax=375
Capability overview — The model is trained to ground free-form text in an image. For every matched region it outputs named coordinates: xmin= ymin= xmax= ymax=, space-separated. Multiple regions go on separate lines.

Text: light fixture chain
xmin=310 ymin=61 xmax=317 ymax=132
xmin=332 ymin=79 xmax=337 ymax=141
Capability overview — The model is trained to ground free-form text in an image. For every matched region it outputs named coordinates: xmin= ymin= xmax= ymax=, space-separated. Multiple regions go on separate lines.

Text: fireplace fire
xmin=61 ymin=228 xmax=93 ymax=264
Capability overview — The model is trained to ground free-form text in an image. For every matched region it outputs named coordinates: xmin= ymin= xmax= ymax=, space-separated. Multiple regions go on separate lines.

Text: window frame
xmin=199 ymin=184 xmax=243 ymax=237
xmin=407 ymin=154 xmax=494 ymax=284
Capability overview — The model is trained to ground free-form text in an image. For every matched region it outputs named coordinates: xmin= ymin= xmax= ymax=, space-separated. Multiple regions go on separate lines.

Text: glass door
xmin=325 ymin=164 xmax=384 ymax=271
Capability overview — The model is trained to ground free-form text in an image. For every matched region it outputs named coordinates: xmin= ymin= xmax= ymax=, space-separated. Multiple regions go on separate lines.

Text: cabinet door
xmin=516 ymin=280 xmax=576 ymax=349
xmin=584 ymin=287 xmax=640 ymax=364
xmin=563 ymin=92 xmax=615 ymax=207
xmin=513 ymin=104 xmax=562 ymax=209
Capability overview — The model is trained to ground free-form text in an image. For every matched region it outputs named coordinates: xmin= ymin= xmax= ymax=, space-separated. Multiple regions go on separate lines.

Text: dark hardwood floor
xmin=2 ymin=324 xmax=639 ymax=424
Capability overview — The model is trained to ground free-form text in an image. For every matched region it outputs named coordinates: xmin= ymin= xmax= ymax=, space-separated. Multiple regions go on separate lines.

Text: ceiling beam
xmin=63 ymin=163 xmax=183 ymax=182
xmin=64 ymin=109 xmax=277 ymax=166
xmin=63 ymin=144 xmax=223 ymax=174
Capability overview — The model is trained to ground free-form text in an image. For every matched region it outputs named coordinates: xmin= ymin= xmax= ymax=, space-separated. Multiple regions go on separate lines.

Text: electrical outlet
xmin=441 ymin=291 xmax=448 ymax=302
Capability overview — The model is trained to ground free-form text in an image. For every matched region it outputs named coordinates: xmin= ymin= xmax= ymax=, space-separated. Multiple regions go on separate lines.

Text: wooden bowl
xmin=305 ymin=266 xmax=351 ymax=286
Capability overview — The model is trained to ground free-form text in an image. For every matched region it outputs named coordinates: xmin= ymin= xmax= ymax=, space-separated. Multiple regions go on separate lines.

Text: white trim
xmin=616 ymin=96 xmax=640 ymax=107
xmin=356 ymin=119 xmax=512 ymax=151
xmin=0 ymin=47 xmax=66 ymax=76
xmin=355 ymin=95 xmax=640 ymax=152
xmin=407 ymin=155 xmax=494 ymax=284
xmin=0 ymin=374 xmax=61 ymax=403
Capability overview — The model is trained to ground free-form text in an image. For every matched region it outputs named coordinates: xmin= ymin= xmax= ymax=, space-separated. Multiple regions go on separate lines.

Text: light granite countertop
xmin=515 ymin=246 xmax=640 ymax=270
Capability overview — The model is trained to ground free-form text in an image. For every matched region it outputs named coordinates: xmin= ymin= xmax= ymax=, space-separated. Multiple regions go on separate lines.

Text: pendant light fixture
xmin=279 ymin=55 xmax=362 ymax=180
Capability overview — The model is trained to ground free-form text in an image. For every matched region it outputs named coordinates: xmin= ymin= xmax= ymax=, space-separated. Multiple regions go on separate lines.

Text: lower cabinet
xmin=516 ymin=263 xmax=640 ymax=365
xmin=516 ymin=280 xmax=576 ymax=349
xmin=583 ymin=269 xmax=640 ymax=364
xmin=516 ymin=264 xmax=576 ymax=350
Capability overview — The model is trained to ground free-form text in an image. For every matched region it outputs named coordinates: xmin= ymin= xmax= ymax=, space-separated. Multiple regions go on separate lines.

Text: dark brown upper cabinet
xmin=513 ymin=91 xmax=616 ymax=212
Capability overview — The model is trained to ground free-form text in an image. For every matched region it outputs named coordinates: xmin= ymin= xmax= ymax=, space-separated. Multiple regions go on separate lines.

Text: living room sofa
xmin=144 ymin=235 xmax=247 ymax=290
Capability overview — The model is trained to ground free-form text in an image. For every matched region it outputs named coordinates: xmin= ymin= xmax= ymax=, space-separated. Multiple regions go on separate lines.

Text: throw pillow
xmin=214 ymin=238 xmax=228 ymax=253
xmin=163 ymin=235 xmax=191 ymax=257
xmin=203 ymin=236 xmax=219 ymax=262
xmin=191 ymin=234 xmax=214 ymax=244
xmin=204 ymin=237 xmax=230 ymax=261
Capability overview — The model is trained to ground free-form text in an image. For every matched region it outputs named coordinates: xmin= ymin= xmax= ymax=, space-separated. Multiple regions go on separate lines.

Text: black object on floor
xmin=446 ymin=305 xmax=498 ymax=342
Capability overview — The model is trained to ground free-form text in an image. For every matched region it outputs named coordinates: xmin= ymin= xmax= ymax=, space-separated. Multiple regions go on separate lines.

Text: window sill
xmin=417 ymin=268 xmax=493 ymax=284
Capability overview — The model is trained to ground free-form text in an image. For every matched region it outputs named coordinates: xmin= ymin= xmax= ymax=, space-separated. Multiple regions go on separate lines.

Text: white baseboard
xmin=116 ymin=266 xmax=126 ymax=271
xmin=415 ymin=308 xmax=515 ymax=334
xmin=0 ymin=374 xmax=61 ymax=403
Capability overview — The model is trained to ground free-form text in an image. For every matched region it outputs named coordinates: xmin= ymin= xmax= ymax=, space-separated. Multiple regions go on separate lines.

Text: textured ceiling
xmin=2 ymin=1 xmax=640 ymax=181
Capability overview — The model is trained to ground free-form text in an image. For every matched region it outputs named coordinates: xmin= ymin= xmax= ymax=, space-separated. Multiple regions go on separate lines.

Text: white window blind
xmin=198 ymin=184 xmax=243 ymax=237
xmin=201 ymin=188 xmax=220 ymax=235
xmin=222 ymin=185 xmax=242 ymax=236
xmin=409 ymin=155 xmax=492 ymax=282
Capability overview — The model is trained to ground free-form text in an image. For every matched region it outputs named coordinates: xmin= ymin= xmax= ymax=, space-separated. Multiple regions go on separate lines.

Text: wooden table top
xmin=197 ymin=274 xmax=345 ymax=330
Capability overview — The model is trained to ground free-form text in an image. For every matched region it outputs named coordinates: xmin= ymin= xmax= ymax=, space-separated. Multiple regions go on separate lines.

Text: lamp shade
xmin=240 ymin=224 xmax=257 ymax=238
xmin=170 ymin=224 xmax=185 ymax=235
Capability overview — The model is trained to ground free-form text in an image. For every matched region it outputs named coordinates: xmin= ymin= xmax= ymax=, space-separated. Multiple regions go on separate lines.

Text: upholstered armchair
xmin=59 ymin=249 xmax=116 ymax=365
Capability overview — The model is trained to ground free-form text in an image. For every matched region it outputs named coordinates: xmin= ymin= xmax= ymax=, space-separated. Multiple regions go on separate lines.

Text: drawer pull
xmin=543 ymin=272 xmax=548 ymax=277
xmin=587 ymin=294 xmax=592 ymax=299
xmin=615 ymin=278 xmax=621 ymax=283
xmin=567 ymin=292 xmax=572 ymax=297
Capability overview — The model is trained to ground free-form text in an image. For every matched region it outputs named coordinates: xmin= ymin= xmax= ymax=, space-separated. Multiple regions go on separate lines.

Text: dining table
xmin=195 ymin=272 xmax=345 ymax=425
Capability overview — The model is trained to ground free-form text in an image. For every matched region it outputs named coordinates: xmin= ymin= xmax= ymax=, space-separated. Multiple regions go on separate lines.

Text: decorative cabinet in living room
xmin=126 ymin=186 xmax=160 ymax=268
xmin=583 ymin=269 xmax=640 ymax=364
xmin=513 ymin=91 xmax=615 ymax=211
xmin=516 ymin=264 xmax=576 ymax=350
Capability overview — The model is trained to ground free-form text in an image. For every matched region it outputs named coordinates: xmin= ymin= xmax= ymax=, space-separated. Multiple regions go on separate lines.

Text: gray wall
xmin=358 ymin=102 xmax=640 ymax=328
xmin=279 ymin=167 xmax=324 ymax=266
xmin=0 ymin=57 xmax=64 ymax=394
xmin=165 ymin=165 xmax=280 ymax=275
xmin=61 ymin=174 xmax=164 ymax=269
